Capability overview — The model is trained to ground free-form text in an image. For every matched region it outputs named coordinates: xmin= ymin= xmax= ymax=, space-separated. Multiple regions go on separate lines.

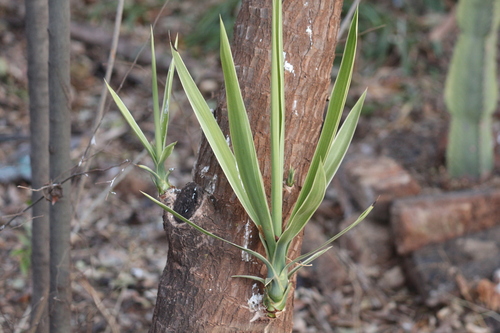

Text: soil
xmin=1 ymin=0 xmax=500 ymax=332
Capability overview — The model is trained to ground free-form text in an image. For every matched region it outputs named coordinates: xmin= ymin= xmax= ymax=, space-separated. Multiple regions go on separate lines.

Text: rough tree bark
xmin=48 ymin=0 xmax=72 ymax=331
xmin=26 ymin=0 xmax=50 ymax=331
xmin=150 ymin=0 xmax=343 ymax=332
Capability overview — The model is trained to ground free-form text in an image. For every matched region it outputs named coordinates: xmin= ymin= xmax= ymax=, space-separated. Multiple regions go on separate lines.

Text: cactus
xmin=444 ymin=0 xmax=500 ymax=179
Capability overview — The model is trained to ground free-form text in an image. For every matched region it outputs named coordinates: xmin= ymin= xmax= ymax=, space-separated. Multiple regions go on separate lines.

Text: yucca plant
xmin=144 ymin=1 xmax=372 ymax=318
xmin=106 ymin=28 xmax=177 ymax=195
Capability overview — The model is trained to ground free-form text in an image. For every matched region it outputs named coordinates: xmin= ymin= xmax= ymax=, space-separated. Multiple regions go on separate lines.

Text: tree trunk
xmin=150 ymin=0 xmax=343 ymax=332
xmin=48 ymin=0 xmax=72 ymax=331
xmin=26 ymin=0 xmax=50 ymax=331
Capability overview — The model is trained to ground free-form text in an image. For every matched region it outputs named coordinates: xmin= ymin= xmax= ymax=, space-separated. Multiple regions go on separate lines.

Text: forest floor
xmin=1 ymin=0 xmax=500 ymax=332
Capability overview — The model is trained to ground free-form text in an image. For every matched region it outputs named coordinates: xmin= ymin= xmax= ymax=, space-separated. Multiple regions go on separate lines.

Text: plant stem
xmin=447 ymin=115 xmax=493 ymax=179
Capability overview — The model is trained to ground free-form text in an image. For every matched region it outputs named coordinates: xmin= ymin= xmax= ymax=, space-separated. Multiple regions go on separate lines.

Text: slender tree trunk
xmin=48 ymin=0 xmax=72 ymax=331
xmin=150 ymin=0 xmax=343 ymax=331
xmin=26 ymin=0 xmax=50 ymax=331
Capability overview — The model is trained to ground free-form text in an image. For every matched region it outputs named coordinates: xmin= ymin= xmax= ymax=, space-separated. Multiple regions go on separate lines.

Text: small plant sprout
xmin=106 ymin=28 xmax=177 ymax=195
xmin=144 ymin=1 xmax=373 ymax=318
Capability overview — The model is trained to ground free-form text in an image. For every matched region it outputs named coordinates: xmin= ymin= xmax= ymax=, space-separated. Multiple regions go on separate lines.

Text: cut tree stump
xmin=390 ymin=188 xmax=500 ymax=304
xmin=391 ymin=188 xmax=500 ymax=255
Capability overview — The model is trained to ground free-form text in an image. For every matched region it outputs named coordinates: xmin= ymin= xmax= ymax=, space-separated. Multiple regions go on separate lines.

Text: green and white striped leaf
xmin=142 ymin=191 xmax=274 ymax=269
xmin=150 ymin=28 xmax=162 ymax=160
xmin=276 ymin=160 xmax=327 ymax=253
xmin=324 ymin=90 xmax=366 ymax=185
xmin=105 ymin=81 xmax=156 ymax=160
xmin=291 ymin=8 xmax=359 ymax=220
xmin=270 ymin=0 xmax=285 ymax=236
xmin=171 ymin=46 xmax=267 ymax=238
xmin=160 ymin=36 xmax=177 ymax=149
xmin=232 ymin=275 xmax=266 ymax=284
xmin=158 ymin=141 xmax=176 ymax=166
xmin=220 ymin=19 xmax=275 ymax=248
xmin=324 ymin=8 xmax=359 ymax=148
xmin=286 ymin=247 xmax=331 ymax=278
xmin=285 ymin=203 xmax=374 ymax=276
xmin=137 ymin=164 xmax=161 ymax=179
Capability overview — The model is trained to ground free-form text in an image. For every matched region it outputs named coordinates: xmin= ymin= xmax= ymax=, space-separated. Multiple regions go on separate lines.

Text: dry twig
xmin=79 ymin=279 xmax=120 ymax=333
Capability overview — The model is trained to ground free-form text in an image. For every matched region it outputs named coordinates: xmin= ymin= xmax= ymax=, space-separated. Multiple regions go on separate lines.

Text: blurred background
xmin=1 ymin=0 xmax=500 ymax=332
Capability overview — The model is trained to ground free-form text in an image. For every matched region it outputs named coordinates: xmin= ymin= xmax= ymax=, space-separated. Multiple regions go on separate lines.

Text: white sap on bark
xmin=283 ymin=52 xmax=295 ymax=76
xmin=248 ymin=283 xmax=265 ymax=322
xmin=306 ymin=25 xmax=313 ymax=44
xmin=242 ymin=219 xmax=253 ymax=261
